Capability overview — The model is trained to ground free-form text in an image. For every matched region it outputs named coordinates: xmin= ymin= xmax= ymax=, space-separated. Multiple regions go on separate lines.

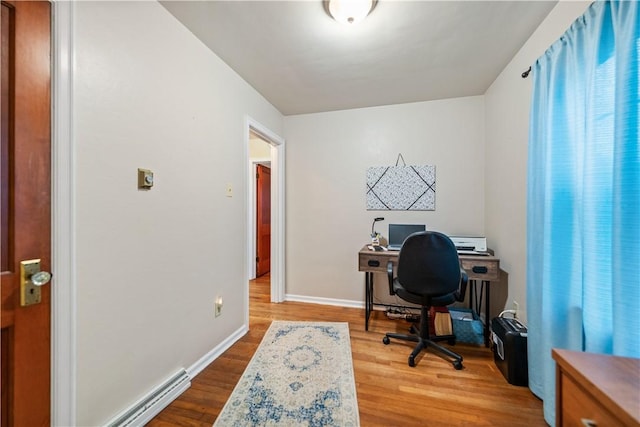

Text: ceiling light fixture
xmin=323 ymin=0 xmax=378 ymax=25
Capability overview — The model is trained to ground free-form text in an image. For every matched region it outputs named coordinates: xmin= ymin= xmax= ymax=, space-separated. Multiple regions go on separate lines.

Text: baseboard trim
xmin=187 ymin=324 xmax=248 ymax=378
xmin=105 ymin=324 xmax=249 ymax=426
xmin=285 ymin=294 xmax=365 ymax=309
xmin=106 ymin=369 xmax=190 ymax=427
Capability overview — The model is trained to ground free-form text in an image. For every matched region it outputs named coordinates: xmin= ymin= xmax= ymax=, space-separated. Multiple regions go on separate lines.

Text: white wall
xmin=484 ymin=1 xmax=591 ymax=323
xmin=284 ymin=97 xmax=485 ymax=304
xmin=73 ymin=2 xmax=282 ymax=425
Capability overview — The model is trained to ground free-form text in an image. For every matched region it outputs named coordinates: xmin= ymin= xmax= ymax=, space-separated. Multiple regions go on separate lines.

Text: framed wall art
xmin=366 ymin=155 xmax=435 ymax=211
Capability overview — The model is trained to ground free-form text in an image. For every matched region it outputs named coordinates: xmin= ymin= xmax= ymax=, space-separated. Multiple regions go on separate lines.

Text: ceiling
xmin=161 ymin=1 xmax=557 ymax=116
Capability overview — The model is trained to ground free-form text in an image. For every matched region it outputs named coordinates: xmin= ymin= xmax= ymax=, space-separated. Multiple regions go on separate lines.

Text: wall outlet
xmin=215 ymin=296 xmax=223 ymax=317
xmin=513 ymin=300 xmax=519 ymax=318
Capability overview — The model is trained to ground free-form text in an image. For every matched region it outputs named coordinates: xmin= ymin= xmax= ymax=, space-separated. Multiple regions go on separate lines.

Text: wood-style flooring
xmin=148 ymin=274 xmax=546 ymax=426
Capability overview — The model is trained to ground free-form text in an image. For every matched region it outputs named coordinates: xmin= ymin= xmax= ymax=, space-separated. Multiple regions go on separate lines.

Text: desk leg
xmin=484 ymin=280 xmax=490 ymax=347
xmin=365 ymin=272 xmax=373 ymax=331
xmin=469 ymin=279 xmax=482 ymax=316
xmin=468 ymin=279 xmax=490 ymax=348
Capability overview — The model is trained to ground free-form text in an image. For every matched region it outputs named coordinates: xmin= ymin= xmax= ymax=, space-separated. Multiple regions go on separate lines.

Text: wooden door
xmin=1 ymin=1 xmax=52 ymax=425
xmin=256 ymin=164 xmax=271 ymax=277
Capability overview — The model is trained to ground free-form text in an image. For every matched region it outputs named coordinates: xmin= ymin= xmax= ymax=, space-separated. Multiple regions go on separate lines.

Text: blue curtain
xmin=527 ymin=1 xmax=639 ymax=424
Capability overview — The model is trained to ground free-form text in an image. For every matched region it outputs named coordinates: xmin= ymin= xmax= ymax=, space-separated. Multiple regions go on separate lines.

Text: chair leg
xmin=408 ymin=340 xmax=426 ymax=367
xmin=423 ymin=339 xmax=464 ymax=370
xmin=383 ymin=332 xmax=419 ymax=343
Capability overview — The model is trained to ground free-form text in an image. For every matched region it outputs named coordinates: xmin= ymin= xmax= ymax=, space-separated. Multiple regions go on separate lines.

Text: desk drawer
xmin=358 ymin=254 xmax=392 ymax=272
xmin=460 ymin=258 xmax=499 ymax=281
xmin=560 ymin=374 xmax=621 ymax=427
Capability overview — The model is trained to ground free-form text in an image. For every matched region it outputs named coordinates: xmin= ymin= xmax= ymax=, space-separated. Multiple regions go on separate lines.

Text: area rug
xmin=214 ymin=321 xmax=360 ymax=426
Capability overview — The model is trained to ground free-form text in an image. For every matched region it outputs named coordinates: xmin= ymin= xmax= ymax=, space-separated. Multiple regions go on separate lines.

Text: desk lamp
xmin=371 ymin=217 xmax=384 ymax=247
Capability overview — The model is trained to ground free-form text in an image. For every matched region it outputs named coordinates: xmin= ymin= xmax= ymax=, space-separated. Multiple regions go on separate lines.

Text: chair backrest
xmin=397 ymin=231 xmax=461 ymax=297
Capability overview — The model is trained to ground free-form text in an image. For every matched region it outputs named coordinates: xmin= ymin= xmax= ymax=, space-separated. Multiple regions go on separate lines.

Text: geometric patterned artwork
xmin=366 ymin=165 xmax=436 ymax=210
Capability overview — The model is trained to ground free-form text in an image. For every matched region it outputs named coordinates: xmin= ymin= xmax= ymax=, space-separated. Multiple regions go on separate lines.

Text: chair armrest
xmin=387 ymin=260 xmax=395 ymax=295
xmin=454 ymin=268 xmax=468 ymax=302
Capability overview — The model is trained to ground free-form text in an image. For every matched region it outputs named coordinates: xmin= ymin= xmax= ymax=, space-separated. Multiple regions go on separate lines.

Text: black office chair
xmin=382 ymin=231 xmax=468 ymax=369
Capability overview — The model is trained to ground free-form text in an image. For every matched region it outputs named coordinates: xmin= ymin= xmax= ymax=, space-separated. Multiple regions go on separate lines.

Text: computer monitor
xmin=387 ymin=224 xmax=426 ymax=250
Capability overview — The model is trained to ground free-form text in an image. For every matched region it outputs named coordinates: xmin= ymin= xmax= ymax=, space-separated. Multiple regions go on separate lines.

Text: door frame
xmin=51 ymin=1 xmax=76 ymax=426
xmin=244 ymin=116 xmax=285 ymax=313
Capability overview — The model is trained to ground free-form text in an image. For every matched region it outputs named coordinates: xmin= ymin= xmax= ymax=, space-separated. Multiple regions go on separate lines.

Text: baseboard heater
xmin=107 ymin=369 xmax=191 ymax=427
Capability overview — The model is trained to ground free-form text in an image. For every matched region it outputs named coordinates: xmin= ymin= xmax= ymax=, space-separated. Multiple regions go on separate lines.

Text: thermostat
xmin=138 ymin=168 xmax=154 ymax=189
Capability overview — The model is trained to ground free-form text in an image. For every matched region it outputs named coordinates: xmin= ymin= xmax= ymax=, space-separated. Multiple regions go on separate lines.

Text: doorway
xmin=248 ymin=130 xmax=272 ymax=280
xmin=244 ymin=118 xmax=284 ymax=320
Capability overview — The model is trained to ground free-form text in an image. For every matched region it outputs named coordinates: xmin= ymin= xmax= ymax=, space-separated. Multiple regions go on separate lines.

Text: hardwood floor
xmin=148 ymin=274 xmax=546 ymax=426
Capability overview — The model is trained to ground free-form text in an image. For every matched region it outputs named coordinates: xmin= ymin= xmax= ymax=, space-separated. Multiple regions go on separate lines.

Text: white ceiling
xmin=161 ymin=1 xmax=557 ymax=115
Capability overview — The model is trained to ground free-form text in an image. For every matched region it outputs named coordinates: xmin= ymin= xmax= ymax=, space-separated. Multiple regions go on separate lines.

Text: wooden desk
xmin=358 ymin=246 xmax=500 ymax=346
xmin=553 ymin=349 xmax=640 ymax=427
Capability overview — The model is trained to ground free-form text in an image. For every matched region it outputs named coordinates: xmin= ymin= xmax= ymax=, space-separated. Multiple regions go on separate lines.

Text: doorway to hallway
xmin=244 ymin=116 xmax=285 ymax=334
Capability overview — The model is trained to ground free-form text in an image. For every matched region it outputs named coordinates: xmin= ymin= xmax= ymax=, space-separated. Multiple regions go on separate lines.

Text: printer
xmin=449 ymin=236 xmax=487 ymax=255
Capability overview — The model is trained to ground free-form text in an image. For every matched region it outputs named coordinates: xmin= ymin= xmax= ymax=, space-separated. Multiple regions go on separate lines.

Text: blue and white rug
xmin=214 ymin=321 xmax=360 ymax=426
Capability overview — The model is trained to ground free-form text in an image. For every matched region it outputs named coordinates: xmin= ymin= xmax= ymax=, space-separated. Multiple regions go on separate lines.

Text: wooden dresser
xmin=553 ymin=349 xmax=640 ymax=427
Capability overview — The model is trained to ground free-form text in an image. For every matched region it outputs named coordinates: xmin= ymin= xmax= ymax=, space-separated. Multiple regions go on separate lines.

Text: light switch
xmin=138 ymin=168 xmax=154 ymax=189
xmin=226 ymin=183 xmax=233 ymax=197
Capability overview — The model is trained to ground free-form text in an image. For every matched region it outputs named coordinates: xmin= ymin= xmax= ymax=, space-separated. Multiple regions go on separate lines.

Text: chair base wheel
xmin=382 ymin=336 xmax=390 ymax=345
xmin=448 ymin=338 xmax=456 ymax=345
xmin=408 ymin=355 xmax=416 ymax=367
xmin=453 ymin=360 xmax=463 ymax=370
